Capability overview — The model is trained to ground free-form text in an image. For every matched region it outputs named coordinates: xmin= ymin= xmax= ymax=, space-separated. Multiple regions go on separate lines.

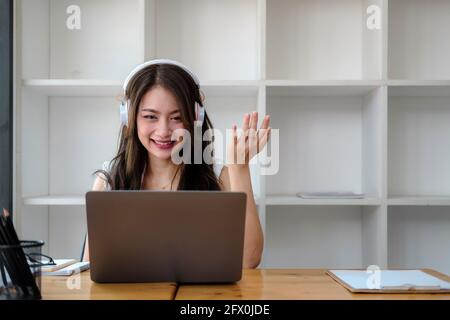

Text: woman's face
xmin=137 ymin=85 xmax=185 ymax=161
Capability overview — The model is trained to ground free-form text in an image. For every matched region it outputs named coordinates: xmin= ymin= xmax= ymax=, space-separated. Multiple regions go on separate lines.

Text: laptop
xmin=85 ymin=190 xmax=247 ymax=283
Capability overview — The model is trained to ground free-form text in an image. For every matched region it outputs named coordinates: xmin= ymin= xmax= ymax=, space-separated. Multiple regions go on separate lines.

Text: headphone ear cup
xmin=195 ymin=102 xmax=205 ymax=127
xmin=119 ymin=101 xmax=129 ymax=127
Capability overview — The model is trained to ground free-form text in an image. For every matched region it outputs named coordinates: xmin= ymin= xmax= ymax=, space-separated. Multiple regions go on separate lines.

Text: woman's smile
xmin=151 ymin=139 xmax=176 ymax=150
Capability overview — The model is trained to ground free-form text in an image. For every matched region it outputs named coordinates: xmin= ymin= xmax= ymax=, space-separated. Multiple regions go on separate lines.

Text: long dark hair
xmin=94 ymin=63 xmax=221 ymax=191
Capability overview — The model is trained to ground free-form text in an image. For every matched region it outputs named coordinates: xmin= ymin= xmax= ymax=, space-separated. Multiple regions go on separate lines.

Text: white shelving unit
xmin=14 ymin=0 xmax=450 ymax=273
xmin=388 ymin=0 xmax=450 ymax=80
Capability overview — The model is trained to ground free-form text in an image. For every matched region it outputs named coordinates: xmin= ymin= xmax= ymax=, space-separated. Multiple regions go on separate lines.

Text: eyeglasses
xmin=25 ymin=253 xmax=56 ymax=267
xmin=0 ymin=252 xmax=56 ymax=288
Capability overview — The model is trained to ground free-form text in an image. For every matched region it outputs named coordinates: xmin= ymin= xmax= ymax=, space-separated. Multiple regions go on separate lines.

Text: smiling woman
xmin=138 ymin=87 xmax=186 ymax=170
xmin=83 ymin=60 xmax=271 ymax=268
xmin=101 ymin=61 xmax=221 ymax=191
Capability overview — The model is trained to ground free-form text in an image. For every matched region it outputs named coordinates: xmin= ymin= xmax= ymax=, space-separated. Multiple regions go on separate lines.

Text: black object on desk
xmin=0 ymin=209 xmax=44 ymax=300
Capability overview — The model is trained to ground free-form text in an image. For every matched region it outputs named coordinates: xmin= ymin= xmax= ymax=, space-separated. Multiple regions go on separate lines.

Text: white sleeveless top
xmin=101 ymin=161 xmax=224 ymax=190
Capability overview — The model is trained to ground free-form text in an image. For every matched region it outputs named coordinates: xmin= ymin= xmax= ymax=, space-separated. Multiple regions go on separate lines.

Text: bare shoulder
xmin=92 ymin=172 xmax=107 ymax=191
xmin=218 ymin=165 xmax=231 ymax=191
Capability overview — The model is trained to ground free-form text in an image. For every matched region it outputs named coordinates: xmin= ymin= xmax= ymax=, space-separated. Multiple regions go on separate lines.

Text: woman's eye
xmin=142 ymin=114 xmax=180 ymax=121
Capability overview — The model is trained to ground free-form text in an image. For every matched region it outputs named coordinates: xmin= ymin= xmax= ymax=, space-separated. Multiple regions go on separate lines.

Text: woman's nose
xmin=155 ymin=119 xmax=171 ymax=136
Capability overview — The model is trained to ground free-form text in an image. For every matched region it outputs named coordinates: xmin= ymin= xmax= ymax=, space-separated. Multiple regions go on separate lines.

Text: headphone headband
xmin=123 ymin=59 xmax=201 ymax=91
xmin=120 ymin=59 xmax=205 ymax=127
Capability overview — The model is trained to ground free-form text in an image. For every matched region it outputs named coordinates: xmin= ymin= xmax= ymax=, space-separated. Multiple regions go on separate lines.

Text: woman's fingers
xmin=248 ymin=121 xmax=258 ymax=162
xmin=257 ymin=115 xmax=270 ymax=145
xmin=258 ymin=127 xmax=271 ymax=153
xmin=242 ymin=113 xmax=250 ymax=132
xmin=250 ymin=111 xmax=258 ymax=131
xmin=232 ymin=124 xmax=238 ymax=140
xmin=229 ymin=124 xmax=238 ymax=164
xmin=230 ymin=112 xmax=271 ymax=164
xmin=237 ymin=113 xmax=251 ymax=145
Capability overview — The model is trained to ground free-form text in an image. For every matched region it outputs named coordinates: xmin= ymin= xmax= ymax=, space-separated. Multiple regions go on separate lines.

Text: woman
xmin=83 ymin=60 xmax=271 ymax=268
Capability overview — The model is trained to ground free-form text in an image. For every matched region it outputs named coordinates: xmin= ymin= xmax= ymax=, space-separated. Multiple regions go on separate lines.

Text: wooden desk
xmin=175 ymin=269 xmax=450 ymax=300
xmin=41 ymin=269 xmax=450 ymax=300
xmin=41 ymin=271 xmax=177 ymax=300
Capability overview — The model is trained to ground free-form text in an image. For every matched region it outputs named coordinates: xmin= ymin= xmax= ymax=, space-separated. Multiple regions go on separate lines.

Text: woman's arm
xmin=223 ymin=111 xmax=271 ymax=269
xmin=82 ymin=174 xmax=106 ymax=262
xmin=219 ymin=166 xmax=263 ymax=269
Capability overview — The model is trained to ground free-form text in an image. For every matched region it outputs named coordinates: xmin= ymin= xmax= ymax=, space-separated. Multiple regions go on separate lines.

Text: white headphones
xmin=119 ymin=59 xmax=205 ymax=127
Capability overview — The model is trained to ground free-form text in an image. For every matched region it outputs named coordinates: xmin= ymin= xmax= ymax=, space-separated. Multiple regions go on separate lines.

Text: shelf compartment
xmin=21 ymin=93 xmax=120 ymax=196
xmin=204 ymin=92 xmax=262 ymax=198
xmin=265 ymin=205 xmax=385 ymax=268
xmin=388 ymin=89 xmax=450 ymax=197
xmin=145 ymin=0 xmax=260 ymax=81
xmin=266 ymin=0 xmax=383 ymax=80
xmin=21 ymin=0 xmax=144 ymax=80
xmin=195 ymin=81 xmax=260 ymax=97
xmin=388 ymin=206 xmax=450 ymax=275
xmin=388 ymin=0 xmax=450 ymax=80
xmin=266 ymin=86 xmax=385 ymax=198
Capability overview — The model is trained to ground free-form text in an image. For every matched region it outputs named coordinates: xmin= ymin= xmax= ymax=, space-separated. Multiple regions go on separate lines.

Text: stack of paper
xmin=328 ymin=269 xmax=450 ymax=292
xmin=296 ymin=192 xmax=365 ymax=199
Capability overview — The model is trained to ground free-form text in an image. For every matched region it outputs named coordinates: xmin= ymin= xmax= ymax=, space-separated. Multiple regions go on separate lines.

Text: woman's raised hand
xmin=227 ymin=111 xmax=271 ymax=167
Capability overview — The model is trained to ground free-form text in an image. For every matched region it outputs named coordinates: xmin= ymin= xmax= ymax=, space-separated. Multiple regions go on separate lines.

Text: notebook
xmin=327 ymin=269 xmax=450 ymax=293
xmin=42 ymin=262 xmax=90 ymax=276
xmin=41 ymin=259 xmax=77 ymax=272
